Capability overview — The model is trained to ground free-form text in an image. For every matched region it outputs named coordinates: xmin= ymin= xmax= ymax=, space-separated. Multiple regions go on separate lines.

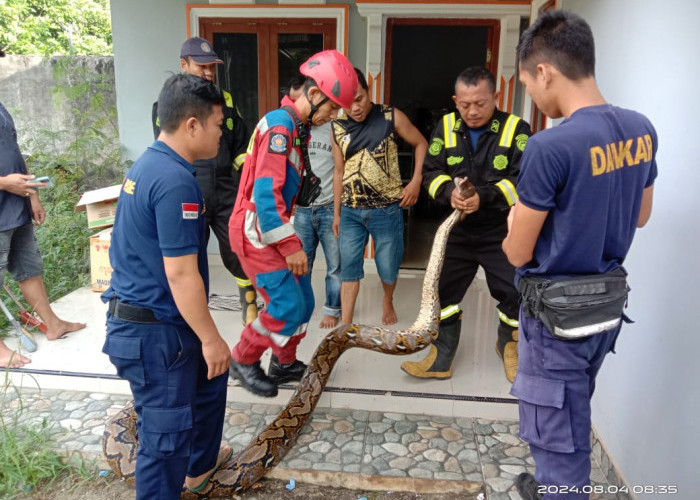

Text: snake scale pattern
xmin=102 ymin=207 xmax=463 ymax=499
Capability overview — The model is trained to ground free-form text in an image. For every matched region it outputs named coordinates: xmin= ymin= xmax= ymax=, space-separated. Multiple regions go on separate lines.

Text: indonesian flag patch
xmin=182 ymin=203 xmax=199 ymax=220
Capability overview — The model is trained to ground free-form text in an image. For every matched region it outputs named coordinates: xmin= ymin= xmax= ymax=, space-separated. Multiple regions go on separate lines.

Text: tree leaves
xmin=0 ymin=0 xmax=112 ymax=55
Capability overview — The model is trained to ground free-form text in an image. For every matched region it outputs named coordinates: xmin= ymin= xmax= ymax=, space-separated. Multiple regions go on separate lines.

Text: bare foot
xmin=319 ymin=315 xmax=339 ymax=329
xmin=45 ymin=320 xmax=86 ymax=341
xmin=184 ymin=444 xmax=232 ymax=490
xmin=382 ymin=301 xmax=398 ymax=325
xmin=0 ymin=344 xmax=31 ymax=369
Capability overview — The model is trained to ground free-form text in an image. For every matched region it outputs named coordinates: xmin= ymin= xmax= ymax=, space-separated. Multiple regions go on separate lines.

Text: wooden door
xmin=200 ymin=18 xmax=336 ymax=131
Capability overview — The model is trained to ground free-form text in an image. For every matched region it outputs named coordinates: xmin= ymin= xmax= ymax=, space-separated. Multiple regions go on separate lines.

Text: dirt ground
xmin=13 ymin=475 xmax=484 ymax=500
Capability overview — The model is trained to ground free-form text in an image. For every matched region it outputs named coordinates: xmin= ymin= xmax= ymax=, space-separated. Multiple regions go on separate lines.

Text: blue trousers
xmin=103 ymin=316 xmax=228 ymax=500
xmin=294 ymin=204 xmax=341 ymax=318
xmin=510 ymin=311 xmax=620 ymax=499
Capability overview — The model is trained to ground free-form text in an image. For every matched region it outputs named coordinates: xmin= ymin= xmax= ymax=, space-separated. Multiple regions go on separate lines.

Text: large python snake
xmin=103 ymin=196 xmax=467 ymax=498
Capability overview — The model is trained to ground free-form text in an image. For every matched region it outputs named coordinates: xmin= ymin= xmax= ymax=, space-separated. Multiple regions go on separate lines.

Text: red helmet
xmin=299 ymin=50 xmax=358 ymax=109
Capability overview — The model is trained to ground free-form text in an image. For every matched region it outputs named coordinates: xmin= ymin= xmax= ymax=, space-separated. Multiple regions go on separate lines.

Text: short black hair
xmin=517 ymin=10 xmax=595 ymax=80
xmin=354 ymin=68 xmax=368 ymax=91
xmin=157 ymin=73 xmax=224 ymax=133
xmin=455 ymin=67 xmax=497 ymax=93
xmin=287 ymin=74 xmax=305 ymax=96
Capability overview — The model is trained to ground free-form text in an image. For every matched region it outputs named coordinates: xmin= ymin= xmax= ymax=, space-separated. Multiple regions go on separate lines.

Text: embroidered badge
xmin=201 ymin=42 xmax=212 ymax=53
xmin=226 ymin=118 xmax=233 ymax=131
xmin=490 ymin=120 xmax=500 ymax=133
xmin=182 ymin=203 xmax=199 ymax=220
xmin=447 ymin=155 xmax=464 ymax=166
xmin=493 ymin=155 xmax=509 ymax=170
xmin=268 ymin=133 xmax=288 ymax=154
xmin=122 ymin=178 xmax=136 ymax=195
xmin=516 ymin=133 xmax=529 ymax=152
xmin=429 ymin=138 xmax=444 ymax=156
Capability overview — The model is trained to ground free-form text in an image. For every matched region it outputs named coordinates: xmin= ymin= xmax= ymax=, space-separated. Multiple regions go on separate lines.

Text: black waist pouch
xmin=296 ymin=171 xmax=322 ymax=207
xmin=519 ymin=267 xmax=631 ymax=340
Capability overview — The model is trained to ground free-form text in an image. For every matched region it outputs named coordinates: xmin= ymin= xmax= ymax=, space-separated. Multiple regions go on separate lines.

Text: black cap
xmin=179 ymin=37 xmax=223 ymax=64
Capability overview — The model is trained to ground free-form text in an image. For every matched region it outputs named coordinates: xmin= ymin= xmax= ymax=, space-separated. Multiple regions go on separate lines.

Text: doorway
xmin=199 ymin=18 xmax=336 ymax=132
xmin=384 ymin=19 xmax=500 ymax=269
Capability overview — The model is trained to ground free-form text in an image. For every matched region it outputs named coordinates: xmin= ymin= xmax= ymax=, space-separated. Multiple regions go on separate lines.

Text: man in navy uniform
xmin=103 ymin=74 xmax=232 ymax=499
xmin=503 ymin=11 xmax=657 ymax=499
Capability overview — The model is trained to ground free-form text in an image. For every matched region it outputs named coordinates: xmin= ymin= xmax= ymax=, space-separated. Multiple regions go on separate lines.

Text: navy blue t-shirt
xmin=516 ymin=104 xmax=658 ymax=279
xmin=102 ymin=141 xmax=208 ymax=324
xmin=0 ymin=102 xmax=31 ymax=232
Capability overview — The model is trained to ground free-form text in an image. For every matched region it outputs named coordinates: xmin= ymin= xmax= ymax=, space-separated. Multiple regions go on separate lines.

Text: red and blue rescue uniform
xmin=511 ymin=104 xmax=658 ymax=499
xmin=228 ymin=96 xmax=314 ymax=364
xmin=102 ymin=141 xmax=228 ymax=500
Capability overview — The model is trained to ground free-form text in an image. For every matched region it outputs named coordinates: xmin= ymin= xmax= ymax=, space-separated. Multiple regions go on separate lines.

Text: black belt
xmin=108 ymin=298 xmax=159 ymax=324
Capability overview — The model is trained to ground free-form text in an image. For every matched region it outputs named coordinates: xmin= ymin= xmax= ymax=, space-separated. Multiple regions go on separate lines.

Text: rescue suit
xmin=228 ymin=96 xmax=314 ymax=375
xmin=401 ymin=109 xmax=531 ymax=381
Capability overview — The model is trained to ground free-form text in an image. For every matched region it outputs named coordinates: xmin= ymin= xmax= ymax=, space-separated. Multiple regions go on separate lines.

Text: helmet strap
xmin=304 ymin=88 xmax=330 ymax=126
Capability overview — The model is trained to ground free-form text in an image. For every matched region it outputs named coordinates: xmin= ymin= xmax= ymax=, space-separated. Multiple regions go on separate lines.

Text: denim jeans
xmin=293 ymin=204 xmax=341 ymax=318
xmin=338 ymin=202 xmax=404 ymax=284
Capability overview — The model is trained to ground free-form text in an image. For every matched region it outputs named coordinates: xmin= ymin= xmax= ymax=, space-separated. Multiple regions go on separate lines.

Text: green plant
xmin=0 ymin=380 xmax=87 ymax=498
xmin=0 ymin=0 xmax=112 ymax=56
xmin=1 ymin=56 xmax=128 ymax=334
xmin=24 ymin=56 xmax=127 ymax=190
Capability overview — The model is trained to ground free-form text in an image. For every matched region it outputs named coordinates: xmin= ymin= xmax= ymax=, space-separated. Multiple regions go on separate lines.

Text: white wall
xmin=561 ymin=1 xmax=700 ymax=497
xmin=110 ymin=0 xmax=188 ymax=160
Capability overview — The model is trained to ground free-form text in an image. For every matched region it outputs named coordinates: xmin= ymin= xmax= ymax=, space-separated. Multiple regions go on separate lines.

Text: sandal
xmin=186 ymin=444 xmax=233 ymax=492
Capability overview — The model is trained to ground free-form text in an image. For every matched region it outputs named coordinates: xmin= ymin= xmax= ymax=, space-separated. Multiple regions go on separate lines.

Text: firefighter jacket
xmin=229 ymin=96 xmax=306 ymax=258
xmin=152 ymin=89 xmax=249 ymax=178
xmin=422 ymin=108 xmax=531 ymax=229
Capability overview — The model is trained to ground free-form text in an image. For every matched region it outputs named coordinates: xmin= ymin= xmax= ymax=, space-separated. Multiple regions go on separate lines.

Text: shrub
xmin=1 ymin=56 xmax=127 ymax=334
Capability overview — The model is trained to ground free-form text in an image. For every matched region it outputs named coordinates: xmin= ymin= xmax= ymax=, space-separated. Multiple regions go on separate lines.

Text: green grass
xmin=0 ymin=381 xmax=94 ymax=499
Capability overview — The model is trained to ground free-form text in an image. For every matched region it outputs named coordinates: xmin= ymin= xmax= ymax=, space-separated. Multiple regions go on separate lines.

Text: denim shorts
xmin=339 ymin=202 xmax=404 ymax=284
xmin=0 ymin=223 xmax=44 ymax=284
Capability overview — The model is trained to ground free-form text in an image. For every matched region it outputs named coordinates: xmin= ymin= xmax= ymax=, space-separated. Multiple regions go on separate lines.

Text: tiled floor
xmin=1 ymin=389 xmax=631 ymax=500
xmin=4 ymin=258 xmax=519 ymax=420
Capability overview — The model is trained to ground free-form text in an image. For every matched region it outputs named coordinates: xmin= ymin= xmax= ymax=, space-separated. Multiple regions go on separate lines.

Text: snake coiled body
xmin=103 ymin=208 xmax=462 ymax=498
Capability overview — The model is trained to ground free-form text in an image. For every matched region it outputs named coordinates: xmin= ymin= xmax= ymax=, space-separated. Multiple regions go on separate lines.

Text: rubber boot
xmin=401 ymin=315 xmax=462 ymax=379
xmin=238 ymin=284 xmax=258 ymax=326
xmin=495 ymin=322 xmax=518 ymax=383
xmin=268 ymin=354 xmax=308 ymax=384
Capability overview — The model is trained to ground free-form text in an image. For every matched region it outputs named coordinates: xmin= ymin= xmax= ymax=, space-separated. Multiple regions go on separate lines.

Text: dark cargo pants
xmin=511 ymin=312 xmax=620 ymax=499
xmin=103 ymin=316 xmax=228 ymax=500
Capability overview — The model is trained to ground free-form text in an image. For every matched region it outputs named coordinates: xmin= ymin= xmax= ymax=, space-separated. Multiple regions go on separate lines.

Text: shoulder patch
xmin=490 ymin=120 xmax=500 ymax=133
xmin=429 ymin=138 xmax=444 ymax=156
xmin=515 ymin=133 xmax=529 ymax=152
xmin=122 ymin=178 xmax=136 ymax=195
xmin=182 ymin=203 xmax=199 ymax=220
xmin=268 ymin=133 xmax=289 ymax=154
